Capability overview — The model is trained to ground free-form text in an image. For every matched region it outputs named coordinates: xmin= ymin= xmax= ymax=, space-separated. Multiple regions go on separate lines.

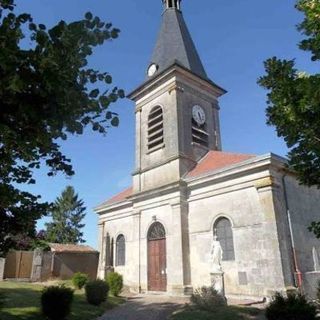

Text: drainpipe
xmin=282 ymin=173 xmax=303 ymax=290
xmin=138 ymin=211 xmax=142 ymax=293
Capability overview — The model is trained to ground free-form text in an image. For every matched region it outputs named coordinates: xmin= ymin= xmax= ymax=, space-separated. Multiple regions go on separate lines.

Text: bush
xmin=265 ymin=292 xmax=317 ymax=320
xmin=41 ymin=285 xmax=74 ymax=320
xmin=106 ymin=272 xmax=123 ymax=296
xmin=190 ymin=286 xmax=226 ymax=311
xmin=0 ymin=292 xmax=5 ymax=310
xmin=72 ymin=272 xmax=89 ymax=290
xmin=85 ymin=279 xmax=109 ymax=306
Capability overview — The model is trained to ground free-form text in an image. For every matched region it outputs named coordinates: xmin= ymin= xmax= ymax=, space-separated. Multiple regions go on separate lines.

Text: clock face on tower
xmin=192 ymin=105 xmax=206 ymax=126
xmin=147 ymin=63 xmax=158 ymax=77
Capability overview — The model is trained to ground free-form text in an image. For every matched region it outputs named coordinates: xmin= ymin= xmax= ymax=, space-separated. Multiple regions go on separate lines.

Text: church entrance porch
xmin=147 ymin=222 xmax=167 ymax=292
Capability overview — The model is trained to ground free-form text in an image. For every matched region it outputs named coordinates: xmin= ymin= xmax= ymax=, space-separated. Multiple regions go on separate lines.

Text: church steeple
xmin=129 ymin=1 xmax=226 ymax=194
xmin=163 ymin=0 xmax=181 ymax=10
xmin=147 ymin=0 xmax=207 ymax=80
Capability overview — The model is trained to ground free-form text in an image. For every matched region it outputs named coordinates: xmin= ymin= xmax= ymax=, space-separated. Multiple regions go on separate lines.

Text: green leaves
xmin=0 ymin=0 xmax=124 ymax=254
xmin=296 ymin=0 xmax=320 ymax=61
xmin=111 ymin=116 xmax=119 ymax=127
xmin=99 ymin=96 xmax=110 ymax=108
xmin=45 ymin=186 xmax=86 ymax=244
xmin=85 ymin=12 xmax=93 ymax=20
xmin=105 ymin=75 xmax=112 ymax=84
xmin=308 ymin=221 xmax=320 ymax=239
xmin=259 ymin=1 xmax=320 ymax=238
xmin=89 ymin=89 xmax=100 ymax=98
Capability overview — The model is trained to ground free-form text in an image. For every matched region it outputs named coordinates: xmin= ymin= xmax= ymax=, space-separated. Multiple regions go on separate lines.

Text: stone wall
xmin=303 ymin=272 xmax=320 ymax=300
xmin=188 ymin=170 xmax=286 ymax=299
xmin=52 ymin=252 xmax=99 ymax=280
xmin=30 ymin=249 xmax=43 ymax=282
xmin=99 ymin=189 xmax=189 ymax=295
xmin=0 ymin=258 xmax=5 ymax=281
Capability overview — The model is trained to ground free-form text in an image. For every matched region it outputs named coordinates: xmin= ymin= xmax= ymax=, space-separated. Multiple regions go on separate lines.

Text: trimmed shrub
xmin=106 ymin=272 xmax=123 ymax=296
xmin=265 ymin=292 xmax=317 ymax=320
xmin=41 ymin=285 xmax=74 ymax=320
xmin=190 ymin=286 xmax=226 ymax=311
xmin=85 ymin=279 xmax=109 ymax=306
xmin=0 ymin=292 xmax=5 ymax=310
xmin=72 ymin=272 xmax=89 ymax=290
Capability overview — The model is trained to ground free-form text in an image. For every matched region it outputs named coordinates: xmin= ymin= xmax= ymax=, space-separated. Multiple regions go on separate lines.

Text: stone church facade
xmin=96 ymin=0 xmax=320 ymax=299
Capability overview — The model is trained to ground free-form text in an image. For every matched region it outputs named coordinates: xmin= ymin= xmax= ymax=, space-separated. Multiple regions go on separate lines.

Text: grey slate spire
xmin=147 ymin=0 xmax=208 ymax=80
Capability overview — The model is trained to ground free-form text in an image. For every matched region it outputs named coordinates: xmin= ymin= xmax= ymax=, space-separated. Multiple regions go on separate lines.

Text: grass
xmin=0 ymin=281 xmax=124 ymax=320
xmin=171 ymin=305 xmax=265 ymax=320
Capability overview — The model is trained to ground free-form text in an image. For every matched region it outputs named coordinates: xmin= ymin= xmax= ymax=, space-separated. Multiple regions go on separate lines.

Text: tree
xmin=45 ymin=186 xmax=86 ymax=244
xmin=258 ymin=0 xmax=320 ymax=238
xmin=0 ymin=0 xmax=124 ymax=255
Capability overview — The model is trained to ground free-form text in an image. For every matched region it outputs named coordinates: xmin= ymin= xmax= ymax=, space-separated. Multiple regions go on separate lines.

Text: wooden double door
xmin=4 ymin=251 xmax=33 ymax=279
xmin=147 ymin=238 xmax=167 ymax=292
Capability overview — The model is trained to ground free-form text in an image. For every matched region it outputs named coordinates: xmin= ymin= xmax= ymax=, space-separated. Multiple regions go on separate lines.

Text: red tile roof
xmin=186 ymin=151 xmax=255 ymax=178
xmin=49 ymin=243 xmax=97 ymax=253
xmin=103 ymin=151 xmax=255 ymax=206
xmin=104 ymin=187 xmax=133 ymax=205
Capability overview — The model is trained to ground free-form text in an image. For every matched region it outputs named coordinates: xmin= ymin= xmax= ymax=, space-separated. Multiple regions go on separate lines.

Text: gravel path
xmin=98 ymin=295 xmax=188 ymax=320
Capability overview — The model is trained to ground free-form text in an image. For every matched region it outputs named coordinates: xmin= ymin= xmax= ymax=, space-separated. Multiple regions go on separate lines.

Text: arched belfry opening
xmin=163 ymin=0 xmax=181 ymax=10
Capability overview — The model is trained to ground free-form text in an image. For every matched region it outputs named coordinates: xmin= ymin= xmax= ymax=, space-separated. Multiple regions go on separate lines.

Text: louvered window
xmin=148 ymin=106 xmax=164 ymax=151
xmin=192 ymin=118 xmax=209 ymax=148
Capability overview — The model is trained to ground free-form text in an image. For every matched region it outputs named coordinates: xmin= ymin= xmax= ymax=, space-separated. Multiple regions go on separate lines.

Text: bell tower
xmin=128 ymin=0 xmax=226 ymax=193
xmin=163 ymin=0 xmax=181 ymax=10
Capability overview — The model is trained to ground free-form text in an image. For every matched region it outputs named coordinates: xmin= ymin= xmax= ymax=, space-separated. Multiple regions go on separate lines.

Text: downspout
xmin=282 ymin=173 xmax=303 ymax=290
xmin=138 ymin=211 xmax=141 ymax=293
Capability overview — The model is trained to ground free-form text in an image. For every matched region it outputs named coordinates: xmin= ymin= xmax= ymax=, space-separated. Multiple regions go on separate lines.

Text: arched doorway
xmin=147 ymin=222 xmax=167 ymax=291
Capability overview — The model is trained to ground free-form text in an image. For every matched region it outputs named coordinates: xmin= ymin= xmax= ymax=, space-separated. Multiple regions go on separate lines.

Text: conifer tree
xmin=45 ymin=186 xmax=86 ymax=244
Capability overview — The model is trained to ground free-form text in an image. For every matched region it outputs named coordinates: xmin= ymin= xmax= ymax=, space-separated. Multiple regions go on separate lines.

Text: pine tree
xmin=45 ymin=186 xmax=86 ymax=244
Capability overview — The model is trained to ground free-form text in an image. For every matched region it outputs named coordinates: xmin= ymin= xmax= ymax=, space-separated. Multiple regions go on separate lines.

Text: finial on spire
xmin=163 ymin=0 xmax=181 ymax=10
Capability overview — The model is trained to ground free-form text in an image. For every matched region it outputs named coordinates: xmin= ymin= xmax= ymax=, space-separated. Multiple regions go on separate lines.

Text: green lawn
xmin=0 ymin=281 xmax=124 ymax=320
xmin=171 ymin=305 xmax=265 ymax=320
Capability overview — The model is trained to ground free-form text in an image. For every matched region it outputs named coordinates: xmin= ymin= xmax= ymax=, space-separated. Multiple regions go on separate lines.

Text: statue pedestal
xmin=210 ymin=271 xmax=225 ymax=297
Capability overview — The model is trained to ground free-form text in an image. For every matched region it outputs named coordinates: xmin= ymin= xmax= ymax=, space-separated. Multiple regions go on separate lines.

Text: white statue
xmin=210 ymin=236 xmax=223 ymax=273
xmin=313 ymin=247 xmax=320 ymax=271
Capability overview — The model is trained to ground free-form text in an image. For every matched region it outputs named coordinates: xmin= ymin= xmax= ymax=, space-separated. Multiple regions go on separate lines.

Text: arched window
xmin=116 ymin=234 xmax=125 ymax=266
xmin=148 ymin=222 xmax=166 ymax=241
xmin=148 ymin=106 xmax=164 ymax=151
xmin=214 ymin=218 xmax=235 ymax=261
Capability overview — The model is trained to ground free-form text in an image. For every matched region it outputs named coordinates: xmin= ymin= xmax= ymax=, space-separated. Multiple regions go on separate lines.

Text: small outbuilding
xmin=3 ymin=244 xmax=99 ymax=282
xmin=47 ymin=243 xmax=99 ymax=281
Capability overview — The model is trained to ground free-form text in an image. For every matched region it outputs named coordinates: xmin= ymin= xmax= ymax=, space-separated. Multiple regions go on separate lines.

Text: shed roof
xmin=49 ymin=243 xmax=97 ymax=253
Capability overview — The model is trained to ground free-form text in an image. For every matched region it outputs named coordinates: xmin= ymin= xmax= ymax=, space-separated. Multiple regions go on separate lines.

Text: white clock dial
xmin=192 ymin=105 xmax=206 ymax=125
xmin=147 ymin=63 xmax=158 ymax=77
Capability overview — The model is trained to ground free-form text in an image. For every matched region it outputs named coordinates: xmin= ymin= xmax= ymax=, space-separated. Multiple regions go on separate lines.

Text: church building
xmin=96 ymin=0 xmax=320 ymax=299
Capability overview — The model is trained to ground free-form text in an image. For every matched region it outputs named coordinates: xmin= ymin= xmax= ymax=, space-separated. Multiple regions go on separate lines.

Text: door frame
xmin=147 ymin=222 xmax=167 ymax=292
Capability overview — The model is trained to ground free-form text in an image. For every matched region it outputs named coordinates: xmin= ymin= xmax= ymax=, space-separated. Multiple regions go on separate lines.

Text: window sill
xmin=147 ymin=144 xmax=165 ymax=154
xmin=191 ymin=142 xmax=209 ymax=150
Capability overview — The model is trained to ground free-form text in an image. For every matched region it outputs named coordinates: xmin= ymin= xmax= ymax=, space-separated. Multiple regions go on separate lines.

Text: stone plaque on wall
xmin=238 ymin=272 xmax=248 ymax=285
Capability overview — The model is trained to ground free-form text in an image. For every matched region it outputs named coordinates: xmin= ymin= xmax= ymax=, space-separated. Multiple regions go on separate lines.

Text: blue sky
xmin=15 ymin=0 xmax=317 ymax=249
